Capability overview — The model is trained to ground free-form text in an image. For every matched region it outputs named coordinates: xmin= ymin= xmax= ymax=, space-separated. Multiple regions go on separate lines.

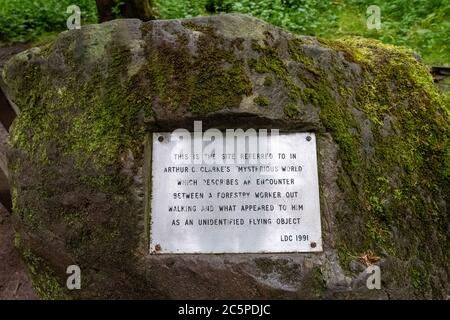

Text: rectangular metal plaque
xmin=150 ymin=131 xmax=322 ymax=253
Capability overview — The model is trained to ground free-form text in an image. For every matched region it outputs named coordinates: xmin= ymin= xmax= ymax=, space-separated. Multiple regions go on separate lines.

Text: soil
xmin=0 ymin=205 xmax=38 ymax=299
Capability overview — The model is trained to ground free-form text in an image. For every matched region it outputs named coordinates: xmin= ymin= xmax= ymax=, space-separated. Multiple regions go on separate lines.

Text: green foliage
xmin=1 ymin=1 xmax=448 ymax=64
xmin=155 ymin=0 xmax=208 ymax=19
xmin=155 ymin=0 xmax=449 ymax=65
xmin=0 ymin=0 xmax=97 ymax=42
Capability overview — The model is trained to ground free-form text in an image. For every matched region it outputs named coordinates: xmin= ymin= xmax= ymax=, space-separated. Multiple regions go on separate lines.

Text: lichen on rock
xmin=1 ymin=14 xmax=448 ymax=299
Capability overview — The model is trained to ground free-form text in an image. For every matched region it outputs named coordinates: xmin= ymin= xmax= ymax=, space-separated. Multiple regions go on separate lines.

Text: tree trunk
xmin=96 ymin=0 xmax=155 ymax=23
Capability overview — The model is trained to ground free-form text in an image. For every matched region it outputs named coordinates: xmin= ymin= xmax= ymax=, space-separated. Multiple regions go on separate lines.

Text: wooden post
xmin=96 ymin=0 xmax=155 ymax=23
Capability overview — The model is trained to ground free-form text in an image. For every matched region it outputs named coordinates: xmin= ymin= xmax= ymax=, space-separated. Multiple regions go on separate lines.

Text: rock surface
xmin=1 ymin=14 xmax=449 ymax=299
xmin=0 ymin=203 xmax=38 ymax=299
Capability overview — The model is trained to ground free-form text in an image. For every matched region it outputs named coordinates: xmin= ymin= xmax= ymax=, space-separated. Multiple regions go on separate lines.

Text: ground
xmin=0 ymin=204 xmax=37 ymax=299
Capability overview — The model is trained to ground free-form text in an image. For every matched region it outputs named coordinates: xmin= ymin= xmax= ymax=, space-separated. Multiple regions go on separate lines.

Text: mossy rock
xmin=1 ymin=14 xmax=448 ymax=299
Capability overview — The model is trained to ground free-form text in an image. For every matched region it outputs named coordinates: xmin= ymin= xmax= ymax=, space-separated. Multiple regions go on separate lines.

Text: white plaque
xmin=150 ymin=131 xmax=322 ymax=253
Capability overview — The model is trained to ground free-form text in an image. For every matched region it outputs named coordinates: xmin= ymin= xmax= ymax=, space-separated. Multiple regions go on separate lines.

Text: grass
xmin=0 ymin=0 xmax=97 ymax=42
xmin=0 ymin=0 xmax=448 ymax=65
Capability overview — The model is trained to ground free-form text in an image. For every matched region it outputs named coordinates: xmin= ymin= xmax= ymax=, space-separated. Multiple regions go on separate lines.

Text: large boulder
xmin=1 ymin=14 xmax=449 ymax=299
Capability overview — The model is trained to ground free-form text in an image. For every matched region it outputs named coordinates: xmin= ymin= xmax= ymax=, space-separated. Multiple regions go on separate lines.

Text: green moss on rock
xmin=254 ymin=94 xmax=270 ymax=106
xmin=147 ymin=21 xmax=253 ymax=114
xmin=21 ymin=248 xmax=68 ymax=300
xmin=2 ymin=15 xmax=448 ymax=299
xmin=283 ymin=103 xmax=301 ymax=118
xmin=263 ymin=75 xmax=273 ymax=86
xmin=319 ymin=38 xmax=449 ymax=289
